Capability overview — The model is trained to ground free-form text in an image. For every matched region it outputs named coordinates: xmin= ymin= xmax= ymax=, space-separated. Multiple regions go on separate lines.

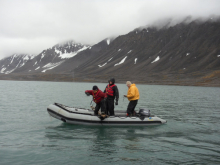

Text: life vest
xmin=106 ymin=84 xmax=116 ymax=96
xmin=92 ymin=90 xmax=103 ymax=103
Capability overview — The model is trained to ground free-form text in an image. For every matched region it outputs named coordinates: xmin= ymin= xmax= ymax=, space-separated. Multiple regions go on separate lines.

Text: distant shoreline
xmin=0 ymin=74 xmax=219 ymax=87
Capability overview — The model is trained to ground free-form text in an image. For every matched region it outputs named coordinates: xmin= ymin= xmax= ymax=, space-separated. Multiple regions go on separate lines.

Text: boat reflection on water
xmin=44 ymin=123 xmax=164 ymax=157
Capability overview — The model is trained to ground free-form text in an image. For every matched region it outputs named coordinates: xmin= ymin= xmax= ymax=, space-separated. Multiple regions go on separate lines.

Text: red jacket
xmin=85 ymin=89 xmax=106 ymax=104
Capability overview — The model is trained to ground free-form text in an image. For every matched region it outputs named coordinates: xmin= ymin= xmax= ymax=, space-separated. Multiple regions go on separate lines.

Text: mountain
xmin=0 ymin=19 xmax=220 ymax=86
xmin=0 ymin=39 xmax=113 ymax=81
xmin=0 ymin=54 xmax=37 ymax=74
xmin=73 ymin=19 xmax=220 ymax=86
xmin=9 ymin=41 xmax=91 ymax=74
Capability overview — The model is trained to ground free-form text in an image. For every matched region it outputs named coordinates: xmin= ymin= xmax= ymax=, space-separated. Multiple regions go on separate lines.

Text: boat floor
xmin=54 ymin=103 xmax=153 ymax=118
xmin=92 ymin=113 xmax=154 ymax=118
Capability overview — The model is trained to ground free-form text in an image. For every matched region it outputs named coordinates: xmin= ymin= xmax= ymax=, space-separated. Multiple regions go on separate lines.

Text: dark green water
xmin=0 ymin=80 xmax=220 ymax=165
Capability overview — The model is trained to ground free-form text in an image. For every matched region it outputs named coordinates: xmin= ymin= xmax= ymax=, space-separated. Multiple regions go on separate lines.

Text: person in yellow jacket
xmin=124 ymin=81 xmax=140 ymax=116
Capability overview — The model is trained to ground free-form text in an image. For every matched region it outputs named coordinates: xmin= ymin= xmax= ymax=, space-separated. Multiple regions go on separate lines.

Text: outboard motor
xmin=139 ymin=108 xmax=150 ymax=117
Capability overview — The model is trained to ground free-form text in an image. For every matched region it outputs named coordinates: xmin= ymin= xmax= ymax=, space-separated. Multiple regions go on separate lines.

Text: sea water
xmin=0 ymin=80 xmax=220 ymax=165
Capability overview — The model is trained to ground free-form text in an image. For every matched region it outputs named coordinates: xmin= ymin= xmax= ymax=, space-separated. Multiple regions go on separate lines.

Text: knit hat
xmin=126 ymin=81 xmax=132 ymax=85
xmin=93 ymin=85 xmax=98 ymax=90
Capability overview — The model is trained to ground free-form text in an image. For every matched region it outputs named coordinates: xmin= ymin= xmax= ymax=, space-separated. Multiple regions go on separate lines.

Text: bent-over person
xmin=85 ymin=85 xmax=106 ymax=115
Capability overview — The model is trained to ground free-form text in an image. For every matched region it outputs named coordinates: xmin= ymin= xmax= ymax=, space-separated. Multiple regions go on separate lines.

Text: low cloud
xmin=0 ymin=0 xmax=220 ymax=58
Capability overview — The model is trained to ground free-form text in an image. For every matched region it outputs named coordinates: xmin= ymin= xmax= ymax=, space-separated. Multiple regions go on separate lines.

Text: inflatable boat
xmin=47 ymin=103 xmax=167 ymax=126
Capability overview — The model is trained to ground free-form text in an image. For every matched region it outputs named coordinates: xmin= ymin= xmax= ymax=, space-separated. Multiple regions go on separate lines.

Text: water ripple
xmin=0 ymin=81 xmax=220 ymax=164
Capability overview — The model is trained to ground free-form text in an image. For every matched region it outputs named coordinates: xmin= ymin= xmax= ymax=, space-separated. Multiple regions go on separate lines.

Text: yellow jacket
xmin=127 ymin=84 xmax=140 ymax=101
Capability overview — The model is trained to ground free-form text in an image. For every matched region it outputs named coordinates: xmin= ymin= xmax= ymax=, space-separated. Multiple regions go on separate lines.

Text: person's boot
xmin=133 ymin=111 xmax=136 ymax=116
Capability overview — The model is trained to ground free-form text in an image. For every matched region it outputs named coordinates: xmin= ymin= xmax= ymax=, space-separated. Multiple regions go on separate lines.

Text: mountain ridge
xmin=0 ymin=19 xmax=220 ymax=86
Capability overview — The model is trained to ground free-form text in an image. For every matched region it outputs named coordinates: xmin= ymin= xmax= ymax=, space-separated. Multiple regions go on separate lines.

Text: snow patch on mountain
xmin=35 ymin=66 xmax=40 ymax=70
xmin=23 ymin=55 xmax=30 ymax=60
xmin=4 ymin=60 xmax=23 ymax=74
xmin=108 ymin=57 xmax=113 ymax=61
xmin=40 ymin=53 xmax=45 ymax=62
xmin=59 ymin=53 xmax=74 ymax=59
xmin=8 ymin=54 xmax=36 ymax=65
xmin=107 ymin=39 xmax=110 ymax=45
xmin=134 ymin=58 xmax=137 ymax=64
xmin=5 ymin=69 xmax=15 ymax=74
xmin=1 ymin=68 xmax=6 ymax=73
xmin=5 ymin=67 xmax=17 ymax=74
xmin=10 ymin=54 xmax=16 ymax=64
xmin=55 ymin=47 xmax=62 ymax=55
xmin=151 ymin=56 xmax=160 ymax=63
xmin=59 ymin=46 xmax=89 ymax=59
xmin=22 ymin=54 xmax=37 ymax=60
xmin=20 ymin=62 xmax=25 ymax=68
xmin=98 ymin=63 xmax=107 ymax=67
xmin=30 ymin=54 xmax=37 ymax=60
xmin=98 ymin=57 xmax=113 ymax=67
xmin=114 ymin=56 xmax=127 ymax=66
xmin=128 ymin=50 xmax=132 ymax=54
xmin=42 ymin=61 xmax=65 ymax=72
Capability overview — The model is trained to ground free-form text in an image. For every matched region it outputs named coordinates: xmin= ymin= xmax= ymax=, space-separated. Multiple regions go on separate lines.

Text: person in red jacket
xmin=85 ymin=85 xmax=106 ymax=115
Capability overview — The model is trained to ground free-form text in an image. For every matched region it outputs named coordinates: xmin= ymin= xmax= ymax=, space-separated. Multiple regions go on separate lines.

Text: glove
xmin=85 ymin=92 xmax=90 ymax=96
xmin=115 ymin=100 xmax=118 ymax=105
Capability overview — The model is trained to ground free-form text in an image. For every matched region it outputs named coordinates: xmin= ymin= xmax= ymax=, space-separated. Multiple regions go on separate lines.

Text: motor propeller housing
xmin=139 ymin=108 xmax=150 ymax=117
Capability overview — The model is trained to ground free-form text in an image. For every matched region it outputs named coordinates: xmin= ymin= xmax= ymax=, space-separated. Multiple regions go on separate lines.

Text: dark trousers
xmin=94 ymin=99 xmax=106 ymax=115
xmin=127 ymin=100 xmax=138 ymax=115
xmin=106 ymin=99 xmax=115 ymax=116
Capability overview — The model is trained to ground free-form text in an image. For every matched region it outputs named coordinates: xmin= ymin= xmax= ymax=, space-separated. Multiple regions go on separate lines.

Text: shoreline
xmin=0 ymin=70 xmax=219 ymax=87
xmin=0 ymin=77 xmax=219 ymax=87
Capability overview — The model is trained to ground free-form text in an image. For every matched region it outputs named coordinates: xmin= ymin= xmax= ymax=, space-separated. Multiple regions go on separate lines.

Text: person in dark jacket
xmin=104 ymin=78 xmax=119 ymax=116
xmin=85 ymin=85 xmax=106 ymax=115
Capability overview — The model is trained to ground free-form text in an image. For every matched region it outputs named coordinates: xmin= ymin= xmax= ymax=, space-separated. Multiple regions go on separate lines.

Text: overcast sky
xmin=0 ymin=0 xmax=220 ymax=59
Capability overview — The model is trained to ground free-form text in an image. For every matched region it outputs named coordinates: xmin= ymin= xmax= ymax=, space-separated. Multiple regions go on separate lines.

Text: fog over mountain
xmin=1 ymin=0 xmax=220 ymax=58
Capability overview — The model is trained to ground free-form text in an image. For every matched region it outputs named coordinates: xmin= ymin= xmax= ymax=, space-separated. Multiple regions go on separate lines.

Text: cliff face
xmin=0 ymin=19 xmax=220 ymax=86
